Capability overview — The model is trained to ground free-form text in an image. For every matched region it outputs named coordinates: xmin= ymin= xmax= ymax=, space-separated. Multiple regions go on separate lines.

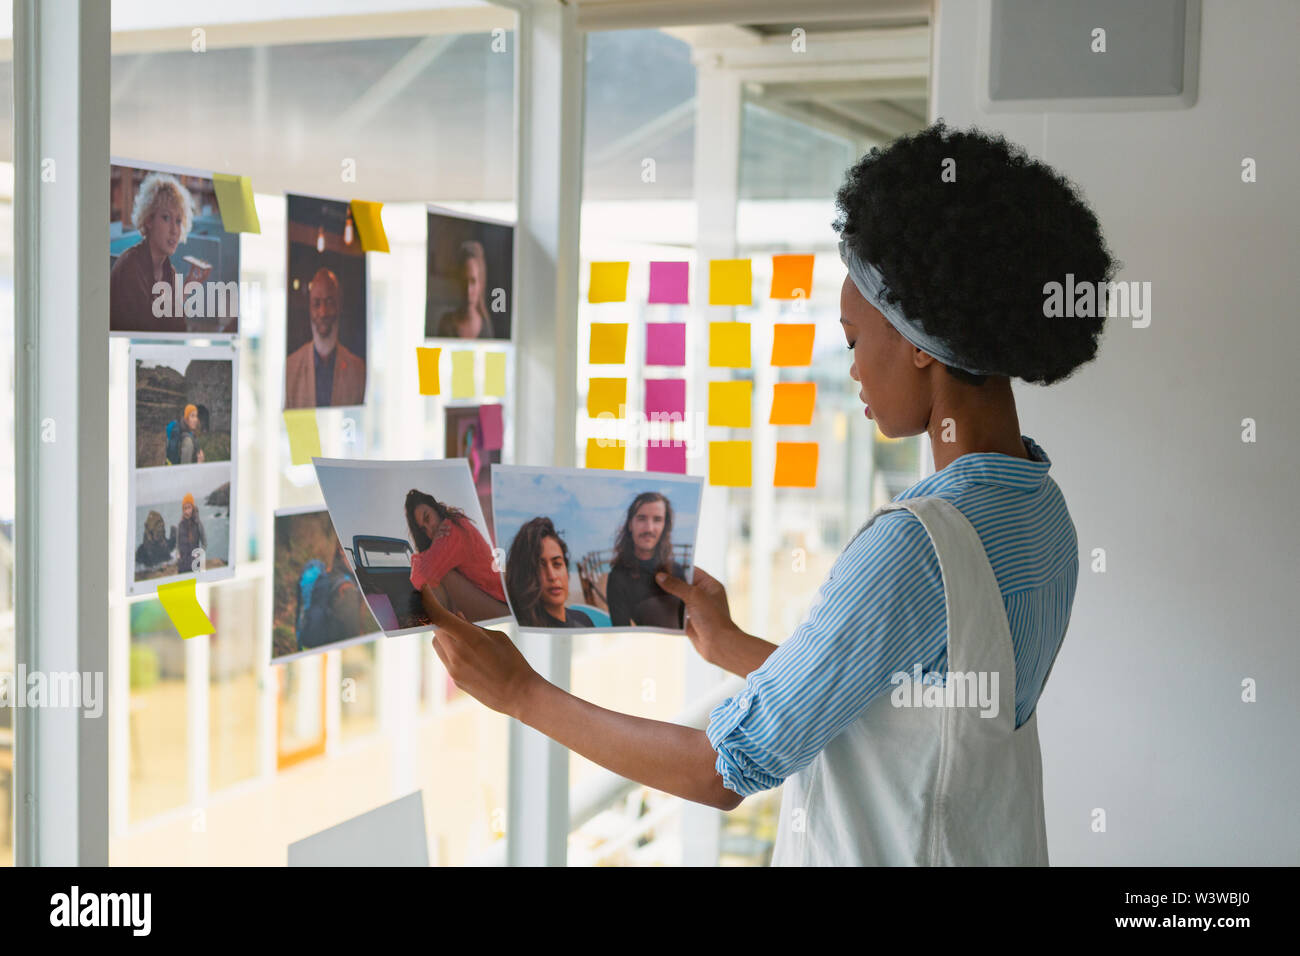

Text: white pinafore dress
xmin=770 ymin=495 xmax=1054 ymax=866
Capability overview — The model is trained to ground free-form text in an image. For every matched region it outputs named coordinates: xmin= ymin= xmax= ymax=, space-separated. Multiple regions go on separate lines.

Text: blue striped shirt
xmin=706 ymin=435 xmax=1078 ymax=798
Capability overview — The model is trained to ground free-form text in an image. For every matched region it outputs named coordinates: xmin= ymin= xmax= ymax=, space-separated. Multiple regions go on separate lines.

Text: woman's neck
xmin=927 ymin=376 xmax=1029 ymax=471
xmin=149 ymin=243 xmax=168 ymax=278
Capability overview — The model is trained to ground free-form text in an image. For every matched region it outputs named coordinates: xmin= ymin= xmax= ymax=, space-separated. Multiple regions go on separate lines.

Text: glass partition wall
xmin=569 ymin=21 xmax=929 ymax=865
xmin=5 ymin=2 xmax=930 ymax=868
xmin=102 ymin=8 xmax=517 ymax=866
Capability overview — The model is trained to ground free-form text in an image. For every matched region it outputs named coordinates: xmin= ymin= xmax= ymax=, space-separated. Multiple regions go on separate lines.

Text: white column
xmin=186 ymin=602 xmax=210 ymax=806
xmin=12 ymin=0 xmax=111 ymax=865
xmin=506 ymin=0 xmax=586 ymax=867
xmin=683 ymin=59 xmax=744 ymax=867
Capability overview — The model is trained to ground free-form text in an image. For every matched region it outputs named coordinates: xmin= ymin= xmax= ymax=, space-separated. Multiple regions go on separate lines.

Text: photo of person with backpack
xmin=131 ymin=344 xmax=236 ymax=469
xmin=165 ymin=404 xmax=205 ymax=465
xmin=272 ymin=509 xmax=380 ymax=661
xmin=295 ymin=545 xmax=374 ymax=651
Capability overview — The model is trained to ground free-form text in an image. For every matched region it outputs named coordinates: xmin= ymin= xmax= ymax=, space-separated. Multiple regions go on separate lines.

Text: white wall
xmin=932 ymin=0 xmax=1300 ymax=864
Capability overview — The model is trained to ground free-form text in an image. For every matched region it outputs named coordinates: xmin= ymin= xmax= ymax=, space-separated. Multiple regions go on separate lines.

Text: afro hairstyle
xmin=833 ymin=119 xmax=1120 ymax=385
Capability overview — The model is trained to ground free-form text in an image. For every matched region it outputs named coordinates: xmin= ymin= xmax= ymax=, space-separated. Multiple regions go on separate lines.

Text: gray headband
xmin=839 ymin=237 xmax=997 ymax=377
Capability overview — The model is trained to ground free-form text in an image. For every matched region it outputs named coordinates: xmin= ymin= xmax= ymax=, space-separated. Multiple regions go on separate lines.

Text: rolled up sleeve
xmin=705 ymin=509 xmax=946 ymax=797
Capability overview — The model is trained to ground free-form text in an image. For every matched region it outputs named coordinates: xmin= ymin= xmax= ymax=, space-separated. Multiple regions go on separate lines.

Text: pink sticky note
xmin=646 ymin=442 xmax=688 ymax=474
xmin=645 ymin=378 xmax=686 ymax=417
xmin=646 ymin=323 xmax=686 ymax=366
xmin=478 ymin=404 xmax=504 ymax=451
xmin=648 ymin=261 xmax=690 ymax=305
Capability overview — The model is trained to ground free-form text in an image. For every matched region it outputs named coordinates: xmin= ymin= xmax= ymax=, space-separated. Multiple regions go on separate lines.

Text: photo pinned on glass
xmin=284 ymin=193 xmax=369 ymax=410
xmin=109 ymin=159 xmax=242 ymax=337
xmin=129 ymin=460 xmax=235 ymax=596
xmin=129 ymin=343 xmax=237 ymax=469
xmin=424 ymin=205 xmax=515 ymax=342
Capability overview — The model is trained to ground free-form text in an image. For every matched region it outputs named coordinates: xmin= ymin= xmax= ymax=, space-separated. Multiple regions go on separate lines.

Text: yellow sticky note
xmin=709 ymin=259 xmax=752 ymax=306
xmin=484 ymin=352 xmax=507 ymax=397
xmin=587 ymin=378 xmax=627 ymax=418
xmin=283 ymin=409 xmax=322 ymax=465
xmin=157 ymin=579 xmax=215 ymax=639
xmin=589 ymin=323 xmax=629 ymax=364
xmin=709 ymin=441 xmax=752 ymax=487
xmin=774 ymin=442 xmax=819 ymax=487
xmin=350 ymin=199 xmax=390 ymax=253
xmin=589 ymin=262 xmax=630 ymax=303
xmin=770 ymin=255 xmax=815 ymax=300
xmin=708 ymin=381 xmax=752 ymax=428
xmin=211 ymin=173 xmax=261 ymax=234
xmin=451 ymin=350 xmax=475 ymax=398
xmin=585 ymin=438 xmax=626 ymax=470
xmin=709 ymin=322 xmax=751 ymax=368
xmin=417 ymin=347 xmax=441 ymax=395
xmin=771 ymin=323 xmax=816 ymax=366
xmin=770 ymin=382 xmax=816 ymax=425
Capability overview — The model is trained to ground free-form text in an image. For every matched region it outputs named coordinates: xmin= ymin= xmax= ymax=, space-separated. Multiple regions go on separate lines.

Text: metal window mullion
xmin=12 ymin=0 xmax=111 ymax=866
xmin=505 ymin=0 xmax=585 ymax=867
xmin=682 ymin=60 xmax=744 ymax=867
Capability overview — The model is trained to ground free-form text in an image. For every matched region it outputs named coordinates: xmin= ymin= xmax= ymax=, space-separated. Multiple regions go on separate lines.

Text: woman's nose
xmin=850 ymin=362 xmax=860 ymax=382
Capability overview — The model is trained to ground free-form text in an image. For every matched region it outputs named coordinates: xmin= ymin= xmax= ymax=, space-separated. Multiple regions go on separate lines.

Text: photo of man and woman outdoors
xmin=130 ymin=344 xmax=236 ymax=468
xmin=314 ymin=459 xmax=510 ymax=637
xmin=272 ymin=508 xmax=380 ymax=662
xmin=424 ymin=206 xmax=514 ymax=341
xmin=130 ymin=462 xmax=233 ymax=594
xmin=491 ymin=466 xmax=704 ymax=633
xmin=284 ymin=194 xmax=368 ymax=409
xmin=110 ymin=162 xmax=241 ymax=337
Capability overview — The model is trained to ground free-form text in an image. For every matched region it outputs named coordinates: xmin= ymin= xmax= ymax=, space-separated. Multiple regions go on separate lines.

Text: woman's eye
xmin=846 ymin=341 xmax=857 ymax=351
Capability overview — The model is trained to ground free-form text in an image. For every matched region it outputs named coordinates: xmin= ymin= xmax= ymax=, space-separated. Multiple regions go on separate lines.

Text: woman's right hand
xmin=655 ymin=567 xmax=738 ymax=665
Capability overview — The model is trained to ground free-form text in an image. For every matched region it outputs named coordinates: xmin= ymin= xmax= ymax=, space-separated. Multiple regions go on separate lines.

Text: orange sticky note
xmin=709 ymin=259 xmax=752 ymax=306
xmin=771 ymin=324 xmax=815 ymax=366
xmin=709 ymin=322 xmax=751 ymax=368
xmin=770 ymin=382 xmax=816 ymax=425
xmin=708 ymin=441 xmax=752 ymax=487
xmin=586 ymin=437 xmax=626 ymax=470
xmin=770 ymin=254 xmax=815 ymax=300
xmin=589 ymin=323 xmax=629 ymax=364
xmin=417 ymin=347 xmax=441 ymax=395
xmin=708 ymin=381 xmax=752 ymax=428
xmin=157 ymin=579 xmax=215 ymax=638
xmin=587 ymin=378 xmax=627 ymax=418
xmin=774 ymin=442 xmax=819 ymax=487
xmin=350 ymin=200 xmax=390 ymax=253
xmin=589 ymin=262 xmax=630 ymax=303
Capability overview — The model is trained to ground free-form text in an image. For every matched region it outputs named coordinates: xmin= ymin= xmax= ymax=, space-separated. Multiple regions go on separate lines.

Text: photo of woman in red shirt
xmin=405 ymin=489 xmax=509 ymax=623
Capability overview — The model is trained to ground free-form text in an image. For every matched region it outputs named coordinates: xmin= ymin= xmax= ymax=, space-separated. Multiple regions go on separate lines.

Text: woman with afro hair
xmin=421 ymin=122 xmax=1117 ymax=866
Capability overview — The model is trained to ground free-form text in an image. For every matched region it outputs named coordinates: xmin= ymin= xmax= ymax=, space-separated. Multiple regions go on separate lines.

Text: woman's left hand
xmin=422 ymin=584 xmax=538 ymax=719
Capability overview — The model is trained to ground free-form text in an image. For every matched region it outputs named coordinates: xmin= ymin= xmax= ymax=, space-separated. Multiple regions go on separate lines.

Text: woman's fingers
xmin=421 ymin=583 xmax=479 ymax=639
xmin=430 ymin=632 xmax=451 ymax=670
xmin=690 ymin=566 xmax=719 ymax=588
